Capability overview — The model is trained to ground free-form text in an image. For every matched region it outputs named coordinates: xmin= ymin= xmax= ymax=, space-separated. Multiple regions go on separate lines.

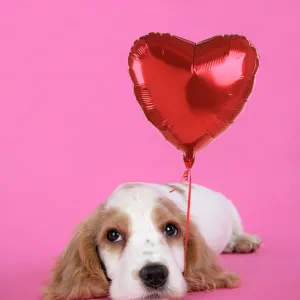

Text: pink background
xmin=0 ymin=0 xmax=299 ymax=299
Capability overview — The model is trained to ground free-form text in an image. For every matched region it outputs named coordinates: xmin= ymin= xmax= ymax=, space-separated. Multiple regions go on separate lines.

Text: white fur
xmin=98 ymin=182 xmax=246 ymax=300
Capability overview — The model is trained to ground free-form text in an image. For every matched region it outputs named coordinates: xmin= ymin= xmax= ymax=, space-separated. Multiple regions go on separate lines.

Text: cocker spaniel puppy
xmin=43 ymin=182 xmax=261 ymax=300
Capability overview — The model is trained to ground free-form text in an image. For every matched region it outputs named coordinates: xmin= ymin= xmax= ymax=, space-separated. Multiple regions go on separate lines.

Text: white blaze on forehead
xmin=105 ymin=183 xmax=167 ymax=257
xmin=105 ymin=183 xmax=165 ymax=250
xmin=105 ymin=183 xmax=160 ymax=218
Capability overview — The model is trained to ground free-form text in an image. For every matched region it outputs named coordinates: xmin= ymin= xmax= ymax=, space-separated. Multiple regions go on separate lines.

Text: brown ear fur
xmin=184 ymin=221 xmax=240 ymax=292
xmin=42 ymin=214 xmax=109 ymax=300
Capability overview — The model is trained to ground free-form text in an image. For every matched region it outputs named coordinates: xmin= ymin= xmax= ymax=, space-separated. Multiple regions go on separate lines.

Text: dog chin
xmin=139 ymin=291 xmax=183 ymax=300
xmin=142 ymin=293 xmax=163 ymax=300
xmin=139 ymin=295 xmax=168 ymax=300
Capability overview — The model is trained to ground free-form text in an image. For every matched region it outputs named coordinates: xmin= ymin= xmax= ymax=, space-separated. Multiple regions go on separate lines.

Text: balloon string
xmin=169 ymin=169 xmax=192 ymax=274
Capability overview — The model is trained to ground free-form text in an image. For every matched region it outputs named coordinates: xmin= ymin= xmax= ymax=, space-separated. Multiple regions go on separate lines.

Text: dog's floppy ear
xmin=184 ymin=221 xmax=240 ymax=292
xmin=42 ymin=214 xmax=109 ymax=300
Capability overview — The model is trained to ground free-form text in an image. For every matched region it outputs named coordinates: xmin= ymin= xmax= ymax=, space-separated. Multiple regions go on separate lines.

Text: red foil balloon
xmin=128 ymin=33 xmax=259 ymax=168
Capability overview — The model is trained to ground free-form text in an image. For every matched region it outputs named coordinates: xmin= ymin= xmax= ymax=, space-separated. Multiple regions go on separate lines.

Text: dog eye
xmin=163 ymin=224 xmax=178 ymax=237
xmin=107 ymin=230 xmax=123 ymax=242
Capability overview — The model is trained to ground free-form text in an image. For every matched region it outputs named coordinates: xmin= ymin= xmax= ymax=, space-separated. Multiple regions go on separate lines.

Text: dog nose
xmin=139 ymin=264 xmax=169 ymax=288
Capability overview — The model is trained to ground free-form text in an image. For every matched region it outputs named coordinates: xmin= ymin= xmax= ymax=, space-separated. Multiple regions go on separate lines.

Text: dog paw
xmin=224 ymin=234 xmax=261 ymax=253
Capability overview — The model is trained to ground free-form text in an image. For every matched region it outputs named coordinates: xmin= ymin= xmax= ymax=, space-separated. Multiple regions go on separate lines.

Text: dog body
xmin=152 ymin=182 xmax=239 ymax=254
xmin=43 ymin=182 xmax=261 ymax=300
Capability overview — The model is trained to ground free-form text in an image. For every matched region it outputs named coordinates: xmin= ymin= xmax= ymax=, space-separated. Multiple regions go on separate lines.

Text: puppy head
xmin=100 ymin=184 xmax=187 ymax=300
xmin=43 ymin=183 xmax=239 ymax=300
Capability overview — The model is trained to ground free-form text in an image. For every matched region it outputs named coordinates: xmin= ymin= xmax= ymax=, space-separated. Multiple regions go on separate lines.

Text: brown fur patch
xmin=97 ymin=207 xmax=131 ymax=255
xmin=167 ymin=184 xmax=186 ymax=197
xmin=42 ymin=205 xmax=130 ymax=300
xmin=122 ymin=183 xmax=140 ymax=190
xmin=152 ymin=198 xmax=185 ymax=247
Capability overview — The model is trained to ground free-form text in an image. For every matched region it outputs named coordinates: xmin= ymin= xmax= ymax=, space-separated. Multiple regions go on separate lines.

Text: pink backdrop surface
xmin=0 ymin=1 xmax=299 ymax=299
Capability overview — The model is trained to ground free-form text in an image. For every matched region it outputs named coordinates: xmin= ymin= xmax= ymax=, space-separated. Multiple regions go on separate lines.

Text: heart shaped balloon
xmin=128 ymin=33 xmax=259 ymax=168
